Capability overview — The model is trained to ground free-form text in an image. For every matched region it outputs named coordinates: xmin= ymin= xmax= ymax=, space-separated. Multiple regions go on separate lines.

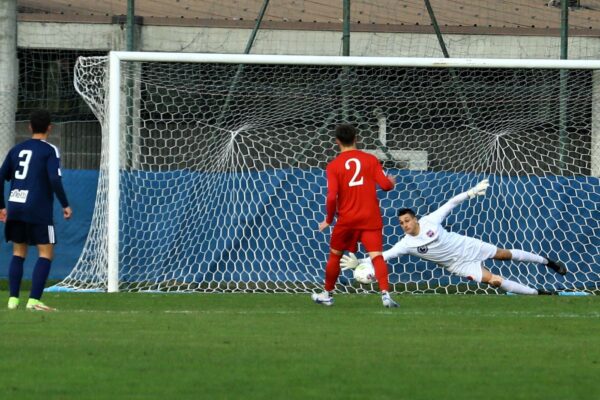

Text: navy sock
xmin=8 ymin=256 xmax=25 ymax=298
xmin=29 ymin=258 xmax=52 ymax=300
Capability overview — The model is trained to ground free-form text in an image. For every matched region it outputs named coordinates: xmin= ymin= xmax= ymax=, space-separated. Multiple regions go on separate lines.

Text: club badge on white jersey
xmin=402 ymin=218 xmax=440 ymax=248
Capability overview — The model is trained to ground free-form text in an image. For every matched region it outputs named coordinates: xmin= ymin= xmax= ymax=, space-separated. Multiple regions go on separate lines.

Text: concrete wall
xmin=16 ymin=21 xmax=600 ymax=59
xmin=18 ymin=22 xmax=122 ymax=50
xmin=141 ymin=26 xmax=600 ymax=59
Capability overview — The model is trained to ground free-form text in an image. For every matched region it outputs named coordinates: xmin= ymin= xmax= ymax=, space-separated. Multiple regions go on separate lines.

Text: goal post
xmin=107 ymin=53 xmax=121 ymax=293
xmin=62 ymin=51 xmax=600 ymax=293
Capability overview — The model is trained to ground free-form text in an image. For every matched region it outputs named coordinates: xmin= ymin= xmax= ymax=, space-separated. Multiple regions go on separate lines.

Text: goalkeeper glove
xmin=467 ymin=179 xmax=489 ymax=199
xmin=340 ymin=253 xmax=360 ymax=270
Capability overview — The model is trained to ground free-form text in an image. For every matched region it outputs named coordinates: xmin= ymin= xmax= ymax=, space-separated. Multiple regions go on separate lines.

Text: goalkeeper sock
xmin=500 ymin=278 xmax=537 ymax=295
xmin=8 ymin=256 xmax=25 ymax=298
xmin=510 ymin=249 xmax=546 ymax=264
xmin=324 ymin=252 xmax=342 ymax=292
xmin=29 ymin=258 xmax=52 ymax=300
xmin=371 ymin=255 xmax=390 ymax=292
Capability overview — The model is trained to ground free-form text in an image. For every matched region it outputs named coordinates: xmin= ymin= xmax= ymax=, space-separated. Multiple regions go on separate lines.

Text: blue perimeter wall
xmin=0 ymin=168 xmax=598 ymax=282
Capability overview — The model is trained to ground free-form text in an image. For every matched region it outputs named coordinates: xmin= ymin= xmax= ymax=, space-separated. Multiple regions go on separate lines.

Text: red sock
xmin=371 ymin=255 xmax=390 ymax=292
xmin=324 ymin=252 xmax=342 ymax=292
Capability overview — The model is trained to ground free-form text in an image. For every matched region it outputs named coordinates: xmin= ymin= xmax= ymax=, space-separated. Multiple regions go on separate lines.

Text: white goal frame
xmin=106 ymin=51 xmax=600 ymax=292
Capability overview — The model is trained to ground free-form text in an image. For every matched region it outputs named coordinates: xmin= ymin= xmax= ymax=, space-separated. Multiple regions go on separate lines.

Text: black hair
xmin=335 ymin=124 xmax=357 ymax=146
xmin=30 ymin=109 xmax=52 ymax=134
xmin=397 ymin=208 xmax=416 ymax=218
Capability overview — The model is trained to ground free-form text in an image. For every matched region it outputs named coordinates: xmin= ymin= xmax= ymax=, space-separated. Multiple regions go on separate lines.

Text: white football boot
xmin=381 ymin=291 xmax=399 ymax=308
xmin=311 ymin=291 xmax=334 ymax=306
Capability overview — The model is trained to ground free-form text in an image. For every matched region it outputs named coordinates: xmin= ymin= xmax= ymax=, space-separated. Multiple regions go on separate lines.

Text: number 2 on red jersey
xmin=345 ymin=158 xmax=364 ymax=187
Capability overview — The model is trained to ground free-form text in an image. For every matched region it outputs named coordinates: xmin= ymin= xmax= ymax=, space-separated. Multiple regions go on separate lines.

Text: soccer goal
xmin=60 ymin=52 xmax=599 ymax=293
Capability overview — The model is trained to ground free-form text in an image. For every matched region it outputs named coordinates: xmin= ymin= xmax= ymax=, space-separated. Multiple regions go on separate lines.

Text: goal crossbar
xmin=109 ymin=51 xmax=600 ymax=69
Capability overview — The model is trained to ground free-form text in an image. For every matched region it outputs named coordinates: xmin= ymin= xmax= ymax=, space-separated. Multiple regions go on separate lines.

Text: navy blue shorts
xmin=4 ymin=220 xmax=56 ymax=245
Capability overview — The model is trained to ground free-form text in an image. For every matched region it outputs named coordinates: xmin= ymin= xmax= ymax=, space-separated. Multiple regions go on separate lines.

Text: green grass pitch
xmin=1 ymin=292 xmax=599 ymax=400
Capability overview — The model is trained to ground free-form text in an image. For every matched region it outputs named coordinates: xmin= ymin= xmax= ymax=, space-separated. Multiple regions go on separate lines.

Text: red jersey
xmin=325 ymin=149 xmax=394 ymax=230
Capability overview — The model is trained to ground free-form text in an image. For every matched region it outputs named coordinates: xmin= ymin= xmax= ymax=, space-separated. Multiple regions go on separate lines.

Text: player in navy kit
xmin=0 ymin=110 xmax=72 ymax=311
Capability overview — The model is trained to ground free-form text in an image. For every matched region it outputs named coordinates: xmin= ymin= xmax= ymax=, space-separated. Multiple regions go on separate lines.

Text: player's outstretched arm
xmin=341 ymin=241 xmax=409 ymax=271
xmin=383 ymin=241 xmax=409 ymax=262
xmin=466 ymin=179 xmax=489 ymax=199
xmin=426 ymin=179 xmax=489 ymax=225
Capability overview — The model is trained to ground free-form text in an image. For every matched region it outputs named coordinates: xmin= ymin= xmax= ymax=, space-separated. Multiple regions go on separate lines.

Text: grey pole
xmin=342 ymin=0 xmax=350 ymax=57
xmin=424 ymin=0 xmax=449 ymax=58
xmin=125 ymin=0 xmax=135 ymax=169
xmin=127 ymin=0 xmax=136 ymax=51
xmin=423 ymin=0 xmax=482 ymax=171
xmin=216 ymin=0 xmax=270 ymax=126
xmin=559 ymin=0 xmax=569 ymax=172
xmin=341 ymin=0 xmax=351 ymax=121
xmin=0 ymin=0 xmax=18 ymax=157
xmin=560 ymin=0 xmax=569 ymax=61
xmin=244 ymin=0 xmax=270 ymax=54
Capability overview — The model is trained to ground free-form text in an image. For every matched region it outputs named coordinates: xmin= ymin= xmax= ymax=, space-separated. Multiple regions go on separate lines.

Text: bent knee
xmin=485 ymin=274 xmax=503 ymax=287
xmin=494 ymin=249 xmax=512 ymax=260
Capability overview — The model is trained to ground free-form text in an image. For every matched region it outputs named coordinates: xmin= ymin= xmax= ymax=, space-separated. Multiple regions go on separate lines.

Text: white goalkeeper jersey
xmin=381 ymin=192 xmax=496 ymax=269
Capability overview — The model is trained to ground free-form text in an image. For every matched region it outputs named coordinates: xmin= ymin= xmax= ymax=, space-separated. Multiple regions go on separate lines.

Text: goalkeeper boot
xmin=311 ymin=291 xmax=334 ymax=306
xmin=7 ymin=297 xmax=19 ymax=310
xmin=26 ymin=298 xmax=56 ymax=312
xmin=546 ymin=259 xmax=567 ymax=276
xmin=381 ymin=291 xmax=399 ymax=308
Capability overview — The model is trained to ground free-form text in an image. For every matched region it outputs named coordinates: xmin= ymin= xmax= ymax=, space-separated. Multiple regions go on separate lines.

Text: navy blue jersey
xmin=0 ymin=139 xmax=69 ymax=224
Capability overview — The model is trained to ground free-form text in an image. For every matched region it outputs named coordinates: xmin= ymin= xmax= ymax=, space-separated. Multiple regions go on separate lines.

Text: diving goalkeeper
xmin=341 ymin=180 xmax=567 ymax=295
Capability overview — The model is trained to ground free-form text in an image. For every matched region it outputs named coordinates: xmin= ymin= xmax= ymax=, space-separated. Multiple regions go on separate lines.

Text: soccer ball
xmin=353 ymin=263 xmax=376 ymax=285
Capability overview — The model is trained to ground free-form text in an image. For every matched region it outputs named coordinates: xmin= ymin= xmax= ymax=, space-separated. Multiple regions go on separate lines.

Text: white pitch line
xmin=2 ymin=309 xmax=596 ymax=319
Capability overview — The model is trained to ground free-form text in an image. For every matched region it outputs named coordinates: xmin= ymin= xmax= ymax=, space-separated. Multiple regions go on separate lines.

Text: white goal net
xmin=59 ymin=53 xmax=599 ymax=293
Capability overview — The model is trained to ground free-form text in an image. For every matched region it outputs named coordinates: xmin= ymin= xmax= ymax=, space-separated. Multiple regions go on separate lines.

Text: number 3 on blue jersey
xmin=15 ymin=150 xmax=32 ymax=180
xmin=345 ymin=158 xmax=364 ymax=187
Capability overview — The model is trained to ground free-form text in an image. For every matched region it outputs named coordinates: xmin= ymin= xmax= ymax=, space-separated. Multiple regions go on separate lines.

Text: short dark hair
xmin=30 ymin=109 xmax=51 ymax=134
xmin=397 ymin=208 xmax=416 ymax=218
xmin=335 ymin=124 xmax=358 ymax=146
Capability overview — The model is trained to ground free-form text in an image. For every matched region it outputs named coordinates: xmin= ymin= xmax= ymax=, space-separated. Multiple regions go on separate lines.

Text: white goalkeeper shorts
xmin=446 ymin=261 xmax=485 ymax=282
xmin=446 ymin=242 xmax=498 ymax=283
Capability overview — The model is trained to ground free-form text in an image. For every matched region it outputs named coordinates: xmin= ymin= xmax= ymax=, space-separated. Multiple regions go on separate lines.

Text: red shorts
xmin=330 ymin=225 xmax=383 ymax=253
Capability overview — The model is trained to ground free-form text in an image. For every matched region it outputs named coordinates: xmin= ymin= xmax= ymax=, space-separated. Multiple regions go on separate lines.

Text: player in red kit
xmin=312 ymin=124 xmax=399 ymax=307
